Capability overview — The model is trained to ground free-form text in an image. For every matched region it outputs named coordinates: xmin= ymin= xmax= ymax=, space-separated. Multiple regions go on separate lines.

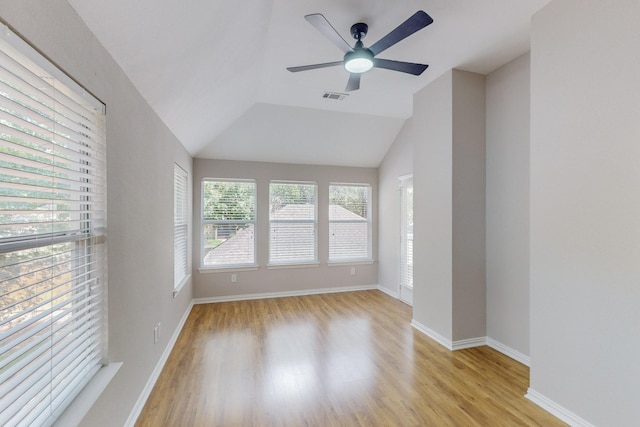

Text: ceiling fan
xmin=287 ymin=10 xmax=433 ymax=92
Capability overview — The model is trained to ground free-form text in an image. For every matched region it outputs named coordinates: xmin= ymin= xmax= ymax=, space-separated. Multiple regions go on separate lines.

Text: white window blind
xmin=201 ymin=179 xmax=256 ymax=267
xmin=0 ymin=25 xmax=107 ymax=427
xmin=329 ymin=184 xmax=371 ymax=262
xmin=269 ymin=182 xmax=317 ymax=264
xmin=401 ymin=180 xmax=413 ymax=289
xmin=173 ymin=164 xmax=188 ymax=288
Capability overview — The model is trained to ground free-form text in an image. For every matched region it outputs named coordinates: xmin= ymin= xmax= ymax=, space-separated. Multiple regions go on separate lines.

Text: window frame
xmin=0 ymin=23 xmax=107 ymax=426
xmin=173 ymin=164 xmax=189 ymax=292
xmin=268 ymin=180 xmax=318 ymax=267
xmin=399 ymin=175 xmax=414 ymax=292
xmin=200 ymin=178 xmax=257 ymax=269
xmin=328 ymin=183 xmax=373 ymax=263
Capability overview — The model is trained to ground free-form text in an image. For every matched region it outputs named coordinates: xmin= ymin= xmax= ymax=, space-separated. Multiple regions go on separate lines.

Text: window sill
xmin=267 ymin=262 xmax=320 ymax=270
xmin=55 ymin=362 xmax=122 ymax=426
xmin=173 ymin=274 xmax=191 ymax=298
xmin=327 ymin=259 xmax=374 ymax=267
xmin=198 ymin=265 xmax=259 ymax=274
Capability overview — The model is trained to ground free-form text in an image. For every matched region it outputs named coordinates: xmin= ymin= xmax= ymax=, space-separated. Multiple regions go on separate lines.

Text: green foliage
xmin=203 ymin=181 xmax=255 ymax=221
xmin=1 ymin=133 xmax=75 ymax=239
xmin=330 ymin=185 xmax=369 ymax=217
xmin=269 ymin=183 xmax=315 ymax=213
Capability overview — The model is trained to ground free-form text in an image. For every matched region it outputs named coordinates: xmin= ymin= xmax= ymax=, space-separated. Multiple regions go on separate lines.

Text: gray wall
xmin=485 ymin=53 xmax=530 ymax=357
xmin=379 ymin=58 xmax=529 ymax=356
xmin=377 ymin=119 xmax=414 ymax=297
xmin=451 ymin=70 xmax=486 ymax=342
xmin=193 ymin=159 xmax=378 ymax=299
xmin=529 ymin=0 xmax=640 ymax=425
xmin=412 ymin=71 xmax=454 ymax=339
xmin=411 ymin=70 xmax=486 ymax=343
xmin=0 ymin=1 xmax=193 ymax=426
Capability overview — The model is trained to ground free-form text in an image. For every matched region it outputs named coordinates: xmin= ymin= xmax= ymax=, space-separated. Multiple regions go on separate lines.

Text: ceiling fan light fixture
xmin=288 ymin=11 xmax=433 ymax=90
xmin=344 ymin=49 xmax=374 ymax=73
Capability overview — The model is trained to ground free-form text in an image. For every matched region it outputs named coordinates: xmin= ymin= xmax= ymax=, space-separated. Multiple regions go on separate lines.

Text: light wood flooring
xmin=136 ymin=290 xmax=565 ymax=426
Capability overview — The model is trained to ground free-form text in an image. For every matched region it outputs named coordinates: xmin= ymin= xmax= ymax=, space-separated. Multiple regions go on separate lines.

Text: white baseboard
xmin=526 ymin=388 xmax=595 ymax=427
xmin=452 ymin=336 xmax=486 ymax=350
xmin=409 ymin=323 xmax=531 ymax=366
xmin=486 ymin=338 xmax=530 ymax=366
xmin=410 ymin=320 xmax=488 ymax=351
xmin=376 ymin=284 xmax=399 ymax=299
xmin=410 ymin=319 xmax=454 ymax=350
xmin=193 ymin=284 xmax=379 ymax=304
xmin=124 ymin=301 xmax=194 ymax=427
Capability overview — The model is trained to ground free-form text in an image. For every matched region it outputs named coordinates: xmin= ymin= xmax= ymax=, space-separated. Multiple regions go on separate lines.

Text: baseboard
xmin=124 ymin=301 xmax=194 ymax=427
xmin=410 ymin=320 xmax=490 ymax=351
xmin=526 ymin=388 xmax=595 ymax=427
xmin=486 ymin=338 xmax=530 ymax=366
xmin=376 ymin=284 xmax=399 ymax=299
xmin=410 ymin=319 xmax=454 ymax=350
xmin=452 ymin=336 xmax=486 ymax=350
xmin=409 ymin=324 xmax=531 ymax=364
xmin=193 ymin=284 xmax=379 ymax=304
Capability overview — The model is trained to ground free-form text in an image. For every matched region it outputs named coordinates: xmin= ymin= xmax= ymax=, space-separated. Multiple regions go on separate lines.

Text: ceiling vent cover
xmin=322 ymin=92 xmax=348 ymax=101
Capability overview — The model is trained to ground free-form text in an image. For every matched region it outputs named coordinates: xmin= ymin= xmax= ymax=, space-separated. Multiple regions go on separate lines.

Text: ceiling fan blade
xmin=345 ymin=73 xmax=361 ymax=91
xmin=369 ymin=11 xmax=433 ymax=57
xmin=305 ymin=14 xmax=353 ymax=54
xmin=373 ymin=59 xmax=428 ymax=75
xmin=287 ymin=61 xmax=344 ymax=72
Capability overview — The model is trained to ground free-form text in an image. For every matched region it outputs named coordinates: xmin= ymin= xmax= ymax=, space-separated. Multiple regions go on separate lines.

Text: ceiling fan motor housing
xmin=350 ymin=22 xmax=368 ymax=40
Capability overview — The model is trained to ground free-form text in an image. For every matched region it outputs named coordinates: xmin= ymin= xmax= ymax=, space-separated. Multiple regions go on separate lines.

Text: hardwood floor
xmin=136 ymin=290 xmax=565 ymax=426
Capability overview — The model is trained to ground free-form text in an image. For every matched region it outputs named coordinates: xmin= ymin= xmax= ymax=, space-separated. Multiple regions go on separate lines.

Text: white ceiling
xmin=67 ymin=0 xmax=550 ymax=167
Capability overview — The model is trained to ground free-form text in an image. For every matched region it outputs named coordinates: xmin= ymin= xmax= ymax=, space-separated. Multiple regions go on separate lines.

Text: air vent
xmin=322 ymin=92 xmax=348 ymax=101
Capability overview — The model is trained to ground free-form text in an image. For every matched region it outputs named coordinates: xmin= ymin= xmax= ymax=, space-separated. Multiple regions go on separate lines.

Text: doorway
xmin=399 ymin=176 xmax=413 ymax=305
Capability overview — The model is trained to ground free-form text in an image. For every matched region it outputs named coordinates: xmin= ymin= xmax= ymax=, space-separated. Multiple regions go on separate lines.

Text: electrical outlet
xmin=231 ymin=274 xmax=237 ymax=283
xmin=351 ymin=267 xmax=356 ymax=275
xmin=153 ymin=325 xmax=159 ymax=344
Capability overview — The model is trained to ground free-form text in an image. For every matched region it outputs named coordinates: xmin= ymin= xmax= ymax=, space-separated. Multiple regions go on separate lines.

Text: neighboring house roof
xmin=270 ymin=203 xmax=315 ymax=220
xmin=203 ymin=224 xmax=255 ymax=265
xmin=328 ymin=205 xmax=366 ymax=221
xmin=204 ymin=204 xmax=369 ymax=264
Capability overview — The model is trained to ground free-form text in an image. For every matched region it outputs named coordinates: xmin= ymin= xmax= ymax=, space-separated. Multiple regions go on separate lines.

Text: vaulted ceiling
xmin=67 ymin=0 xmax=550 ymax=167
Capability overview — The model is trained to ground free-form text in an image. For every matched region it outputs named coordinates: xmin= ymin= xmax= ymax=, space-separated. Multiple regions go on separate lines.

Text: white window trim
xmin=399 ymin=175 xmax=414 ymax=291
xmin=328 ymin=183 xmax=373 ymax=263
xmin=0 ymin=23 xmax=108 ymax=426
xmin=173 ymin=164 xmax=189 ymax=293
xmin=327 ymin=260 xmax=374 ymax=267
xmin=200 ymin=178 xmax=257 ymax=268
xmin=268 ymin=180 xmax=318 ymax=266
xmin=198 ymin=265 xmax=259 ymax=274
xmin=267 ymin=261 xmax=321 ymax=270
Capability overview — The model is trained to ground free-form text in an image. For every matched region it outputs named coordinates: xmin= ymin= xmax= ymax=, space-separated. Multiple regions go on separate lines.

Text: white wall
xmin=0 ymin=1 xmax=193 ymax=426
xmin=192 ymin=159 xmax=378 ymax=299
xmin=530 ymin=1 xmax=640 ymax=425
xmin=485 ymin=53 xmax=530 ymax=358
xmin=377 ymin=119 xmax=414 ymax=297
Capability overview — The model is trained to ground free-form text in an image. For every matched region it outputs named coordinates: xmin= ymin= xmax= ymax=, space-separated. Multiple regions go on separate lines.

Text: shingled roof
xmin=204 ymin=204 xmax=368 ymax=265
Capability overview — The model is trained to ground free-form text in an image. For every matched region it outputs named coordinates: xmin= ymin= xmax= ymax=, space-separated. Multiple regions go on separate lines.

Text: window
xmin=0 ymin=25 xmax=107 ymax=426
xmin=173 ymin=164 xmax=188 ymax=289
xmin=269 ymin=181 xmax=317 ymax=265
xmin=201 ymin=179 xmax=256 ymax=268
xmin=329 ymin=184 xmax=371 ymax=262
xmin=399 ymin=176 xmax=413 ymax=304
